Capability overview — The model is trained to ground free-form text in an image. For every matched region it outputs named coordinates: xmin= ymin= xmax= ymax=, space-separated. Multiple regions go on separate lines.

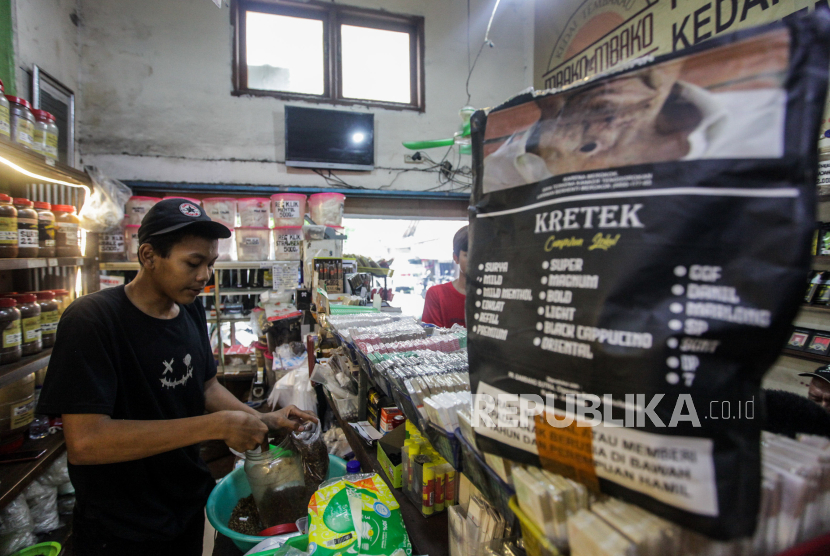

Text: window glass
xmin=246 ymin=11 xmax=325 ymax=95
xmin=341 ymin=25 xmax=411 ymax=103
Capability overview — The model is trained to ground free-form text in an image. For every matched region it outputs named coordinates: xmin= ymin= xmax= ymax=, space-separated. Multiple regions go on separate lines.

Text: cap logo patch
xmin=179 ymin=203 xmax=201 ymax=217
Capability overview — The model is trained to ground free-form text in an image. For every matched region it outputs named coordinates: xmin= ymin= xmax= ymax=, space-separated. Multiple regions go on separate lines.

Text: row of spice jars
xmin=0 ymin=195 xmax=80 ymax=258
xmin=0 ymin=80 xmax=59 ymax=160
xmin=0 ymin=290 xmax=69 ymax=364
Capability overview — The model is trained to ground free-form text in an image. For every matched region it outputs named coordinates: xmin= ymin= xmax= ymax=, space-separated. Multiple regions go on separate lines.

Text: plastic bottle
xmin=28 ymin=385 xmax=49 ymax=440
xmin=346 ymin=459 xmax=361 ymax=474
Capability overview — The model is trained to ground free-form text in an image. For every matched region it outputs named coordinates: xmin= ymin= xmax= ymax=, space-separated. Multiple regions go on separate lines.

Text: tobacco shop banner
xmin=535 ymin=0 xmax=830 ymax=137
xmin=471 ymin=14 xmax=830 ymax=539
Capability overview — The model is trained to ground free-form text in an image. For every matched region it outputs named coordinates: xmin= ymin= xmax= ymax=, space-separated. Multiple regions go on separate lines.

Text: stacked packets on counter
xmin=401 ymin=420 xmax=458 ymax=517
xmin=510 ymin=432 xmax=830 ymax=556
xmin=449 ymin=494 xmax=510 ymax=556
xmin=326 ymin=314 xmax=419 ymax=343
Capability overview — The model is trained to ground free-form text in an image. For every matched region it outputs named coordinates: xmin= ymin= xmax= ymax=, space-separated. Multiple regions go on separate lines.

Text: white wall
xmin=12 ymin=0 xmax=82 ymax=162
xmin=75 ymin=0 xmax=534 ymax=191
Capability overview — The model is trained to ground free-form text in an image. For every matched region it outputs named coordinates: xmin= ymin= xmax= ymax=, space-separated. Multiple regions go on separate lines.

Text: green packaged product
xmin=307 ymin=473 xmax=411 ymax=556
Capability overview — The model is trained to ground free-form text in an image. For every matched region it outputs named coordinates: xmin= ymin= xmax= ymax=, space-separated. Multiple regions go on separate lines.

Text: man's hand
xmin=261 ymin=405 xmax=319 ymax=433
xmin=217 ymin=410 xmax=269 ymax=452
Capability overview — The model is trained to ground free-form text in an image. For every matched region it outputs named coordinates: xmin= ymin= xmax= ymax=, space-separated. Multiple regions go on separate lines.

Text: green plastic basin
xmin=9 ymin=543 xmax=62 ymax=556
xmin=206 ymin=454 xmax=347 ymax=552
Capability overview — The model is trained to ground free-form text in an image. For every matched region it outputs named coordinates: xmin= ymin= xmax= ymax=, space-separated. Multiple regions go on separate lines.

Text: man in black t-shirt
xmin=38 ymin=199 xmax=316 ymax=556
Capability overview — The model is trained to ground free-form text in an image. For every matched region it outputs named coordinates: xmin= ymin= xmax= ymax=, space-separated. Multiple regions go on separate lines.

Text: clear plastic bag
xmin=23 ymin=479 xmax=59 ymax=534
xmin=292 ymin=420 xmax=329 ymax=487
xmin=37 ymin=453 xmax=69 ymax=486
xmin=80 ymin=166 xmax=133 ymax=232
xmin=244 ymin=439 xmax=307 ymax=529
xmin=268 ymin=368 xmax=317 ymax=413
xmin=57 ymin=495 xmax=75 ymax=516
xmin=0 ymin=494 xmax=35 ymax=556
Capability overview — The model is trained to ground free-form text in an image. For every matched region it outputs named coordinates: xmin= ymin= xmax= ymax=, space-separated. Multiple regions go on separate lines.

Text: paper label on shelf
xmin=45 ymin=132 xmax=58 ymax=158
xmin=0 ymin=105 xmax=9 ymax=137
xmin=22 ymin=316 xmax=41 ymax=343
xmin=2 ymin=321 xmax=21 ymax=348
xmin=0 ymin=217 xmax=17 ymax=245
xmin=18 ymin=228 xmax=38 ymax=248
xmin=56 ymin=222 xmax=80 ymax=246
xmin=100 ymin=232 xmax=125 ymax=253
xmin=275 ymin=200 xmax=301 ymax=219
xmin=819 ymin=160 xmax=830 ymax=190
xmin=40 ymin=310 xmax=59 ymax=334
xmin=274 ymin=232 xmax=302 ymax=256
xmin=272 ymin=261 xmax=300 ymax=291
xmin=39 ymin=218 xmax=56 ymax=248
xmin=99 ymin=275 xmax=125 ymax=290
xmin=14 ymin=118 xmax=34 ymax=147
xmin=242 ymin=237 xmax=261 ymax=245
xmin=10 ymin=397 xmax=35 ymax=429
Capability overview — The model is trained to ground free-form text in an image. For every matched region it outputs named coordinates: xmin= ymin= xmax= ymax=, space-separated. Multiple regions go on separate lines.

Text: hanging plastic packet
xmin=468 ymin=13 xmax=830 ymax=539
xmin=292 ymin=420 xmax=329 ymax=488
xmin=307 ymin=473 xmax=412 ymax=556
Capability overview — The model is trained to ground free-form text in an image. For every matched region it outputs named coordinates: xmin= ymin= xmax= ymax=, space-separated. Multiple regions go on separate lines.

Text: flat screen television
xmin=285 ymin=106 xmax=375 ymax=171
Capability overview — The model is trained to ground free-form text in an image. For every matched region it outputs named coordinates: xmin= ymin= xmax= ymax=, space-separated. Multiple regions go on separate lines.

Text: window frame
xmin=232 ymin=0 xmax=425 ymax=112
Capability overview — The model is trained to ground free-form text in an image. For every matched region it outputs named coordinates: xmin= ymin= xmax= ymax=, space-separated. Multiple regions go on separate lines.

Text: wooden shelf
xmin=98 ymin=261 xmax=139 ymax=271
xmin=101 ymin=261 xmax=282 ymax=271
xmin=0 ymin=348 xmax=52 ymax=390
xmin=38 ymin=521 xmax=72 ymax=550
xmin=217 ymin=372 xmax=255 ymax=381
xmin=199 ymin=288 xmax=270 ymax=297
xmin=0 ymin=257 xmax=85 ymax=270
xmin=206 ymin=315 xmax=250 ymax=324
xmin=0 ymin=137 xmax=89 ymax=186
xmin=323 ymin=387 xmax=449 ymax=556
xmin=0 ymin=431 xmax=66 ymax=509
xmin=801 ymin=304 xmax=830 ymax=314
xmin=782 ymin=347 xmax=830 ymax=364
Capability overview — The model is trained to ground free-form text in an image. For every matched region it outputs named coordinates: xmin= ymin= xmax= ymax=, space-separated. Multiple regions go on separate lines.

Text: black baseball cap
xmin=799 ymin=364 xmax=830 ymax=386
xmin=138 ymin=198 xmax=232 ymax=245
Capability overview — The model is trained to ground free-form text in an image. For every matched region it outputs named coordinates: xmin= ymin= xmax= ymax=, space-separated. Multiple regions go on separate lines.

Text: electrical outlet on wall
xmin=404 ymin=153 xmax=424 ymax=164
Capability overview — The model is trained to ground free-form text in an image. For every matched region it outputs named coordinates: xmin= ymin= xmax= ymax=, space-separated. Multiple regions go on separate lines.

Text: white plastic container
xmin=125 ymin=225 xmax=140 ymax=262
xmin=273 ymin=226 xmax=303 ymax=261
xmin=236 ymin=227 xmax=270 ymax=261
xmin=202 ymin=197 xmax=237 ymax=229
xmin=164 ymin=195 xmax=201 ymax=203
xmin=218 ymin=230 xmax=236 ymax=261
xmin=271 ymin=194 xmax=306 ymax=227
xmin=238 ymin=198 xmax=271 ymax=227
xmin=125 ymin=196 xmax=161 ymax=226
xmin=308 ymin=193 xmax=345 ymax=226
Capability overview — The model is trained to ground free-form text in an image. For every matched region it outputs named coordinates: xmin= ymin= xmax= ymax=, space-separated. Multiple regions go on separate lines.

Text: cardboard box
xmin=377 ymin=423 xmax=405 ymax=488
xmin=380 ymin=407 xmax=404 ymax=433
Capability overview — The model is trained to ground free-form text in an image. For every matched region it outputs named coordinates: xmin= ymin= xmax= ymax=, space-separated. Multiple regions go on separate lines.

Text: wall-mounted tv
xmin=285 ymin=106 xmax=375 ymax=171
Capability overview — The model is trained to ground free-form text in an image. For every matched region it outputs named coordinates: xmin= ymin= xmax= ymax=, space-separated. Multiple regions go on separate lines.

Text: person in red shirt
xmin=422 ymin=226 xmax=468 ymax=327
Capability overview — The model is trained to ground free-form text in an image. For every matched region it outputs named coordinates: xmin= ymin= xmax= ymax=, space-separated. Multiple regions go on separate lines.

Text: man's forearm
xmin=204 ymin=377 xmax=261 ymax=417
xmin=64 ymin=413 xmax=225 ymax=465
